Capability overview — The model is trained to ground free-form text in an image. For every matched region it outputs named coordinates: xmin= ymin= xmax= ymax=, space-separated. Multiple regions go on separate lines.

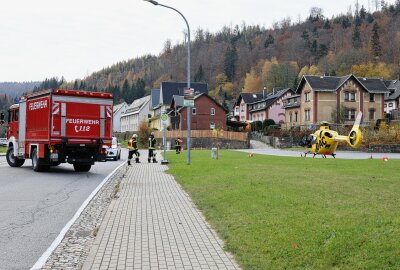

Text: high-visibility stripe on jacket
xmin=148 ymin=137 xmax=156 ymax=149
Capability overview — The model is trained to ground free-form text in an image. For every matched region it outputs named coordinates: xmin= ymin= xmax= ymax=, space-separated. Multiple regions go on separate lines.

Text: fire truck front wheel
xmin=6 ymin=147 xmax=25 ymax=167
xmin=73 ymin=163 xmax=92 ymax=172
xmin=31 ymin=148 xmax=49 ymax=172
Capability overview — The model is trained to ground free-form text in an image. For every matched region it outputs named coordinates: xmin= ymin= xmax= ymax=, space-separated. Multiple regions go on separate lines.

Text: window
xmin=345 ymin=91 xmax=356 ymax=101
xmin=295 ymin=112 xmax=298 ymax=122
xmin=15 ymin=110 xmax=19 ymax=121
xmin=369 ymin=109 xmax=375 ymax=120
xmin=211 ymin=108 xmax=215 ymax=116
xmin=369 ymin=93 xmax=375 ymax=102
xmin=210 ymin=122 xmax=215 ymax=129
xmin=389 ymin=103 xmax=393 ymax=107
xmin=192 ymin=108 xmax=196 ymax=115
xmin=344 ymin=108 xmax=356 ymax=120
xmin=384 ymin=103 xmax=387 ymax=107
xmin=289 ymin=112 xmax=293 ymax=123
xmin=305 ymin=109 xmax=311 ymax=121
xmin=304 ymin=92 xmax=310 ymax=102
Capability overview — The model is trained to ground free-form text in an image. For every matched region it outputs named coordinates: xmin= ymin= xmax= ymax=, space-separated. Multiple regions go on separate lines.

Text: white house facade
xmin=113 ymin=102 xmax=128 ymax=133
xmin=121 ymin=96 xmax=151 ymax=132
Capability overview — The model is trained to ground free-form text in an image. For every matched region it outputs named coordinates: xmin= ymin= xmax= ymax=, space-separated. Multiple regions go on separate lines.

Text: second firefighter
xmin=128 ymin=134 xmax=140 ymax=165
xmin=148 ymin=132 xmax=158 ymax=163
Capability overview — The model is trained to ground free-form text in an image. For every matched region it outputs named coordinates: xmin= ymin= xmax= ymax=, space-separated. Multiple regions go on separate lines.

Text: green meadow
xmin=166 ymin=150 xmax=400 ymax=270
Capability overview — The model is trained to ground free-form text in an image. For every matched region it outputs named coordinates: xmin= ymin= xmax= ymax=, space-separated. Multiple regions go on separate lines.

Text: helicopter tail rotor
xmin=347 ymin=112 xmax=363 ymax=148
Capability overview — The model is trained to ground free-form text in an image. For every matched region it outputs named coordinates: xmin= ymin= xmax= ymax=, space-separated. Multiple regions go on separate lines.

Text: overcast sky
xmin=0 ymin=0 xmax=395 ymax=82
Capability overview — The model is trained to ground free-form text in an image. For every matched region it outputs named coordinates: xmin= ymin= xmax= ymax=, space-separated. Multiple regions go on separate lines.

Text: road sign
xmin=161 ymin=112 xmax=168 ymax=125
xmin=184 ymin=99 xmax=194 ymax=107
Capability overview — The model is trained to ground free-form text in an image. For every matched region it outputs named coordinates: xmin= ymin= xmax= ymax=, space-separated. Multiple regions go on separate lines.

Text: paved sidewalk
xmin=82 ymin=162 xmax=240 ymax=270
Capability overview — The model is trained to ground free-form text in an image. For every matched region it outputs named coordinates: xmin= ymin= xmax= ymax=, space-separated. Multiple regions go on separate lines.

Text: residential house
xmin=120 ymin=95 xmax=150 ymax=132
xmin=282 ymin=75 xmax=390 ymax=128
xmin=149 ymin=82 xmax=208 ymax=130
xmin=149 ymin=89 xmax=160 ymax=130
xmin=248 ymin=88 xmax=293 ymax=124
xmin=233 ymin=93 xmax=264 ymax=122
xmin=112 ymin=102 xmax=128 ymax=133
xmin=170 ymin=93 xmax=227 ymax=130
xmin=384 ymin=80 xmax=400 ymax=117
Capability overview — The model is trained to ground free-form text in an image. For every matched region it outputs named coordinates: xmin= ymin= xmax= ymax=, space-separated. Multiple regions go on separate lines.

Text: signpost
xmin=160 ymin=112 xmax=169 ymax=164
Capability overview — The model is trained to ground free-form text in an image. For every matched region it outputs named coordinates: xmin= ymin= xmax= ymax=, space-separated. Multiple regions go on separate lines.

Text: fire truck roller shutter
xmin=61 ymin=103 xmax=66 ymax=137
xmin=100 ymin=105 xmax=105 ymax=138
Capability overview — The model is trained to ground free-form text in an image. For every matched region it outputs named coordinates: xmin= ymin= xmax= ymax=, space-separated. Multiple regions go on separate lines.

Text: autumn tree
xmin=243 ymin=68 xmax=262 ymax=92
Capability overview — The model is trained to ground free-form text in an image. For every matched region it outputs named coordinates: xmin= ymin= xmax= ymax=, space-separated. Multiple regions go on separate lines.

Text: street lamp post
xmin=144 ymin=0 xmax=191 ymax=165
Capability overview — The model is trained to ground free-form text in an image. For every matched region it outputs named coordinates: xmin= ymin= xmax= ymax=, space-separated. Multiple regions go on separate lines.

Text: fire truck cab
xmin=2 ymin=89 xmax=113 ymax=172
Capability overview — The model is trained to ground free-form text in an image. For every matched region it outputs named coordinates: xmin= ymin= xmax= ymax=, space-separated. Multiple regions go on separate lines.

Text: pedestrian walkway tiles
xmin=83 ymin=163 xmax=241 ymax=270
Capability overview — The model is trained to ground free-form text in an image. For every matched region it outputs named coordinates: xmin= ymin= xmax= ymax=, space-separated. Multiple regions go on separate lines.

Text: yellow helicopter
xmin=300 ymin=112 xmax=363 ymax=158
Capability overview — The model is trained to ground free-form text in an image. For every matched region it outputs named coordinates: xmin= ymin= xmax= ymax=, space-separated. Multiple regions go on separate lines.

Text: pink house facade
xmin=248 ymin=89 xmax=293 ymax=124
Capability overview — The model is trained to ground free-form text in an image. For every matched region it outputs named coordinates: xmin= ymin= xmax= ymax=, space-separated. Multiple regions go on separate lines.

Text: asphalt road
xmin=0 ymin=150 xmax=127 ymax=270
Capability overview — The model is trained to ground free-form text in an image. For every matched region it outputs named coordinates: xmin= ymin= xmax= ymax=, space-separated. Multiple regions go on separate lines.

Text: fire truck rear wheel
xmin=31 ymin=148 xmax=49 ymax=172
xmin=73 ymin=163 xmax=91 ymax=172
xmin=6 ymin=147 xmax=25 ymax=167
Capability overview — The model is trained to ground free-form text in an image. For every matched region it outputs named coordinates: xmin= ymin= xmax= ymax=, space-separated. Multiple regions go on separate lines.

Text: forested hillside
xmin=64 ymin=1 xmax=400 ymax=105
xmin=0 ymin=82 xmax=41 ymax=96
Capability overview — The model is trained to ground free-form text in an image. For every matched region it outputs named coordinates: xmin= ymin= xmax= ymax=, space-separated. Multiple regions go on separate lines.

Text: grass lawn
xmin=0 ymin=146 xmax=6 ymax=153
xmin=166 ymin=150 xmax=400 ymax=270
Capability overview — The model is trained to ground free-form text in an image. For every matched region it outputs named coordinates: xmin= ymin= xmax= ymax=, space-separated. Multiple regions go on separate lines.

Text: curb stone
xmin=41 ymin=164 xmax=128 ymax=270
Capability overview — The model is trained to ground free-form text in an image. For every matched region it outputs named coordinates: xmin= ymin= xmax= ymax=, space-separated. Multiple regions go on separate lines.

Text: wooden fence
xmin=153 ymin=130 xmax=248 ymax=142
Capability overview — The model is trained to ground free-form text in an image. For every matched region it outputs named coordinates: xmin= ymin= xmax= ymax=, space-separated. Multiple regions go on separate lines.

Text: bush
xmin=262 ymin=119 xmax=276 ymax=130
xmin=251 ymin=121 xmax=263 ymax=132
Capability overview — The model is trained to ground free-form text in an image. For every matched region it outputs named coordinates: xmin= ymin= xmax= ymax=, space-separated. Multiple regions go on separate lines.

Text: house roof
xmin=300 ymin=75 xmax=351 ymax=92
xmin=124 ymin=95 xmax=150 ymax=114
xmin=385 ymin=80 xmax=400 ymax=101
xmin=150 ymin=89 xmax=160 ymax=109
xmin=354 ymin=77 xmax=389 ymax=93
xmin=160 ymin=82 xmax=208 ymax=106
xmin=241 ymin=93 xmax=265 ymax=104
xmin=298 ymin=74 xmax=390 ymax=94
xmin=249 ymin=88 xmax=292 ymax=112
xmin=113 ymin=102 xmax=127 ymax=113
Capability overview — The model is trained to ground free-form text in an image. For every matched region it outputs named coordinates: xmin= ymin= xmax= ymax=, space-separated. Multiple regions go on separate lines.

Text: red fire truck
xmin=0 ymin=89 xmax=113 ymax=172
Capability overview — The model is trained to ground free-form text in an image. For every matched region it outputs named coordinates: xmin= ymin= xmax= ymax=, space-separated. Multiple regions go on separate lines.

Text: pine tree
xmin=121 ymin=79 xmax=131 ymax=103
xmin=73 ymin=80 xmax=79 ymax=90
xmin=194 ymin=65 xmax=204 ymax=82
xmin=369 ymin=22 xmax=382 ymax=61
xmin=352 ymin=24 xmax=362 ymax=49
xmin=223 ymin=45 xmax=237 ymax=82
xmin=135 ymin=78 xmax=145 ymax=99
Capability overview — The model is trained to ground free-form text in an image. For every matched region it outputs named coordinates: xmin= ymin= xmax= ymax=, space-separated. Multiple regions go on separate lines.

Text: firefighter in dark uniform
xmin=148 ymin=132 xmax=157 ymax=163
xmin=175 ymin=137 xmax=183 ymax=154
xmin=128 ymin=134 xmax=140 ymax=165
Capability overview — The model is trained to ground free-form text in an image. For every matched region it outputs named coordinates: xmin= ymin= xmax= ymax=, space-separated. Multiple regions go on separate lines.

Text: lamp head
xmin=143 ymin=0 xmax=159 ymax=5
